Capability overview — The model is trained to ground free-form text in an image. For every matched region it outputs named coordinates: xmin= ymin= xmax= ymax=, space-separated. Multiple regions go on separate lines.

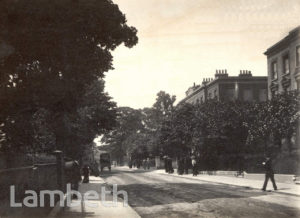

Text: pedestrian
xmin=184 ymin=156 xmax=189 ymax=174
xmin=146 ymin=158 xmax=150 ymax=170
xmin=70 ymin=161 xmax=81 ymax=199
xmin=136 ymin=159 xmax=141 ymax=169
xmin=191 ymin=157 xmax=198 ymax=176
xmin=168 ymin=157 xmax=174 ymax=174
xmin=128 ymin=159 xmax=132 ymax=169
xmin=262 ymin=156 xmax=277 ymax=191
xmin=82 ymin=165 xmax=90 ymax=183
xmin=177 ymin=157 xmax=184 ymax=175
xmin=164 ymin=155 xmax=169 ymax=173
xmin=142 ymin=159 xmax=147 ymax=170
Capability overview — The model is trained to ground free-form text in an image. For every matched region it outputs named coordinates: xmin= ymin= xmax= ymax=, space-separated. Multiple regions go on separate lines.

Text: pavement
xmin=57 ymin=176 xmax=140 ymax=218
xmin=153 ymin=169 xmax=300 ymax=196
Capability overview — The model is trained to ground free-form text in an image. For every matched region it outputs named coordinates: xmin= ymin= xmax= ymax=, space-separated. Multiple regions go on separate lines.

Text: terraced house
xmin=265 ymin=26 xmax=300 ymax=98
xmin=178 ymin=70 xmax=268 ymax=105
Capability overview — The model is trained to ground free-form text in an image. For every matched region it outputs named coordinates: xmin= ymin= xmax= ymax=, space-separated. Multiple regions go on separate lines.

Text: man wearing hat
xmin=262 ymin=156 xmax=277 ymax=191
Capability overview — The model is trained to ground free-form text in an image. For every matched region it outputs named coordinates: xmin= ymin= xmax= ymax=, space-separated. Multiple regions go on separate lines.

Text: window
xmin=296 ymin=80 xmax=300 ymax=91
xmin=283 ymin=55 xmax=289 ymax=74
xmin=225 ymin=88 xmax=235 ymax=101
xmin=271 ymin=61 xmax=278 ymax=79
xmin=243 ymin=89 xmax=253 ymax=101
xmin=214 ymin=89 xmax=217 ymax=98
xmin=297 ymin=46 xmax=300 ymax=67
xmin=259 ymin=89 xmax=267 ymax=102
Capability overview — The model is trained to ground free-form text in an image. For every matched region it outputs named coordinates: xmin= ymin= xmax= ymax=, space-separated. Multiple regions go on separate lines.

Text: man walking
xmin=262 ymin=156 xmax=277 ymax=191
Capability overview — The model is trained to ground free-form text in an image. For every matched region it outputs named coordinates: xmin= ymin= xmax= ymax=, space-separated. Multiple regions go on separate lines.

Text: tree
xmin=101 ymin=107 xmax=143 ymax=164
xmin=63 ymin=79 xmax=117 ymax=159
xmin=0 ymin=0 xmax=137 ymax=154
xmin=153 ymin=91 xmax=176 ymax=120
xmin=159 ymin=99 xmax=256 ymax=170
xmin=160 ymin=103 xmax=196 ymax=157
xmin=147 ymin=91 xmax=176 ymax=156
xmin=247 ymin=91 xmax=300 ymax=153
xmin=196 ymin=100 xmax=255 ymax=170
xmin=101 ymin=91 xmax=176 ymax=162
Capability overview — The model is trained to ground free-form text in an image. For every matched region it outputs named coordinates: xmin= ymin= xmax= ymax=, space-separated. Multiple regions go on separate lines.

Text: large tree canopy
xmin=101 ymin=107 xmax=144 ymax=163
xmin=101 ymin=91 xmax=176 ymax=163
xmin=0 ymin=0 xmax=138 ymax=155
xmin=0 ymin=0 xmax=138 ymax=110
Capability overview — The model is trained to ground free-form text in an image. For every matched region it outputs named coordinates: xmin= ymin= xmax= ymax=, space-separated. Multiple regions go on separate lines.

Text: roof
xmin=264 ymin=26 xmax=300 ymax=56
xmin=178 ymin=75 xmax=267 ymax=105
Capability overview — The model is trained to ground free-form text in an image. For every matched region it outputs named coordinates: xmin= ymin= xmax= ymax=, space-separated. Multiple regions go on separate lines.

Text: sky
xmin=105 ymin=0 xmax=300 ymax=109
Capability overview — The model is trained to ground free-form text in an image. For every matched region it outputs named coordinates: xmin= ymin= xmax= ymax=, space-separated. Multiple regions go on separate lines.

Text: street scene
xmin=101 ymin=167 xmax=300 ymax=218
xmin=1 ymin=0 xmax=300 ymax=217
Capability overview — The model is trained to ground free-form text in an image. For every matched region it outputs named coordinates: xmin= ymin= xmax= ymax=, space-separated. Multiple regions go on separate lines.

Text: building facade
xmin=179 ymin=70 xmax=267 ymax=105
xmin=264 ymin=26 xmax=300 ymax=98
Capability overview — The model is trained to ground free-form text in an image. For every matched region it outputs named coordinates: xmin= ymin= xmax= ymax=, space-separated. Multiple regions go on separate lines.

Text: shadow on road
xmin=114 ymin=182 xmax=269 ymax=207
xmin=99 ymin=168 xmax=156 ymax=178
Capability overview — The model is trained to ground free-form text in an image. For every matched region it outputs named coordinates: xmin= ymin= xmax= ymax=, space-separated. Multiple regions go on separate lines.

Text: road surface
xmin=101 ymin=167 xmax=300 ymax=218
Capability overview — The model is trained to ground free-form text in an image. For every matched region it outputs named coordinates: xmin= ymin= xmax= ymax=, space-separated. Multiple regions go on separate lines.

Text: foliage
xmin=101 ymin=107 xmax=143 ymax=163
xmin=246 ymin=91 xmax=300 ymax=152
xmin=103 ymin=90 xmax=299 ymax=170
xmin=102 ymin=91 xmax=176 ymax=162
xmin=160 ymin=103 xmax=196 ymax=157
xmin=159 ymin=94 xmax=299 ymax=170
xmin=0 ymin=0 xmax=137 ymax=156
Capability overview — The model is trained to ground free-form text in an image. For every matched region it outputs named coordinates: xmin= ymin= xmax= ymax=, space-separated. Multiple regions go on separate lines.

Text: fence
xmin=0 ymin=166 xmax=35 ymax=201
xmin=0 ymin=151 xmax=64 ymax=204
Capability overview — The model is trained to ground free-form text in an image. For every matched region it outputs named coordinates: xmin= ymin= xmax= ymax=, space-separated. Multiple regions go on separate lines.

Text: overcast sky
xmin=105 ymin=0 xmax=300 ymax=109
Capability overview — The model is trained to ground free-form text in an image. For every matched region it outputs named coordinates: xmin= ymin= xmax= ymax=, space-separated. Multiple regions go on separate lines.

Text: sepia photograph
xmin=0 ymin=0 xmax=300 ymax=217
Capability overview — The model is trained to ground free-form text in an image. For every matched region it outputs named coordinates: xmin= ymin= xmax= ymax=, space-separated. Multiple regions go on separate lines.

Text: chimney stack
xmin=239 ymin=70 xmax=252 ymax=77
xmin=215 ymin=69 xmax=229 ymax=79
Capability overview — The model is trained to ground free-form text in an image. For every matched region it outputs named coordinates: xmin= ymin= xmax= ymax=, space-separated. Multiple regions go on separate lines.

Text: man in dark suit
xmin=262 ymin=157 xmax=277 ymax=191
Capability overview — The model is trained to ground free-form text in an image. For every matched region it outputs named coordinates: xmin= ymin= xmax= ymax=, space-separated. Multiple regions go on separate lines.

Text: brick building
xmin=264 ymin=26 xmax=300 ymax=98
xmin=179 ymin=70 xmax=267 ymax=105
